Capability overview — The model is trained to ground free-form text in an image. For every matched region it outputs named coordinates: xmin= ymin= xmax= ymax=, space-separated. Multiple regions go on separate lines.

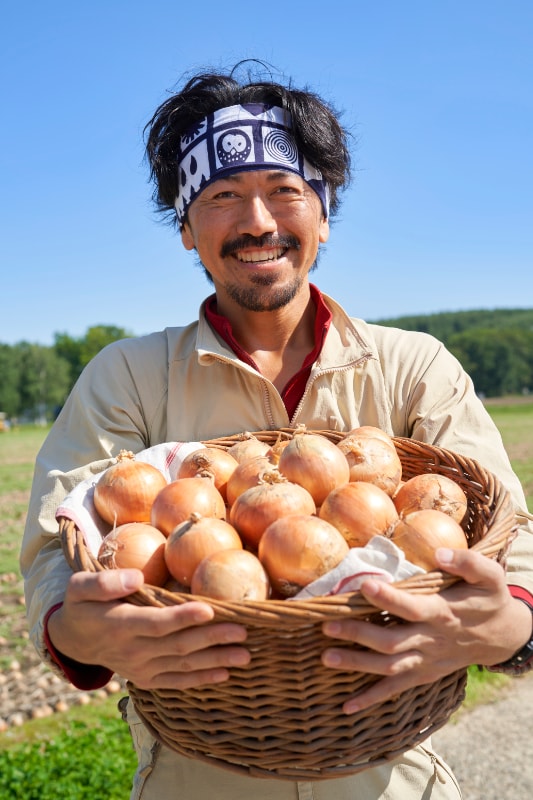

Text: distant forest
xmin=1 ymin=309 xmax=533 ymax=422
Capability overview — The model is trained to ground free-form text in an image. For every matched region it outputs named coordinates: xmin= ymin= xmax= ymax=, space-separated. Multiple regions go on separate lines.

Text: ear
xmin=319 ymin=216 xmax=330 ymax=244
xmin=180 ymin=222 xmax=195 ymax=251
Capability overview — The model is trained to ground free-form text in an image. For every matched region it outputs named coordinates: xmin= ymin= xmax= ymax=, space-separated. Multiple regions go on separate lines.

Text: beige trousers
xmin=125 ymin=700 xmax=462 ymax=800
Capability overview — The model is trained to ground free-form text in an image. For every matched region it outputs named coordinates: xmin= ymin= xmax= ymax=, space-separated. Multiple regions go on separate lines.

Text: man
xmin=21 ymin=65 xmax=533 ymax=799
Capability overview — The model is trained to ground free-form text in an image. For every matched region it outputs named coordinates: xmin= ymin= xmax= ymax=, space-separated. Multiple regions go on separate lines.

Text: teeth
xmin=237 ymin=248 xmax=285 ymax=263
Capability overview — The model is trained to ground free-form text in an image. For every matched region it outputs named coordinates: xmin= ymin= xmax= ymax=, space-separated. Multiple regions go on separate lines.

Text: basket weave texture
xmin=59 ymin=430 xmax=517 ymax=780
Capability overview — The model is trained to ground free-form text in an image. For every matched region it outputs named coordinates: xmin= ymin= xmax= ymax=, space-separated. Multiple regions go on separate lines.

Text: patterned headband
xmin=174 ymin=103 xmax=330 ymax=227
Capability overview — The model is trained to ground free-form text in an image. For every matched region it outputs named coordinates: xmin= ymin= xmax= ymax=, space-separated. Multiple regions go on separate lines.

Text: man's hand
xmin=47 ymin=568 xmax=250 ymax=690
xmin=321 ymin=546 xmax=531 ymax=714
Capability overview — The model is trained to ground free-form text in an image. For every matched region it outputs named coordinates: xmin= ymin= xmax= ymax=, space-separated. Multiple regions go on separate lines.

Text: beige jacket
xmin=21 ymin=292 xmax=533 ymax=799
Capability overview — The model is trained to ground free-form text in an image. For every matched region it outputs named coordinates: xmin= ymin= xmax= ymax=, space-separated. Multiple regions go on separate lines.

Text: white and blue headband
xmin=174 ymin=103 xmax=330 ymax=227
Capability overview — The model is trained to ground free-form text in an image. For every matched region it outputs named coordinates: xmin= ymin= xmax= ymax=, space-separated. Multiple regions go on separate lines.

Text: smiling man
xmin=21 ymin=64 xmax=533 ymax=800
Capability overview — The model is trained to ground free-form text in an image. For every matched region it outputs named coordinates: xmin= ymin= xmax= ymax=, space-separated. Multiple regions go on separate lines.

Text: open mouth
xmin=236 ymin=247 xmax=288 ymax=264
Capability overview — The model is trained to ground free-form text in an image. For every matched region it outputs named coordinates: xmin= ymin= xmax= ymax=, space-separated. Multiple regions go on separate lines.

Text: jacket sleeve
xmin=19 ymin=338 xmax=166 ymax=680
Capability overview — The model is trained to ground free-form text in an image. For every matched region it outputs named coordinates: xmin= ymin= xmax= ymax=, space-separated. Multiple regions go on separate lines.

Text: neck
xmin=215 ymin=287 xmax=316 ymax=390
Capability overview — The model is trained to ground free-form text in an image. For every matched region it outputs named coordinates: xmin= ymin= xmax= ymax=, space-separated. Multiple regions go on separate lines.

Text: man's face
xmin=180 ymin=169 xmax=329 ymax=313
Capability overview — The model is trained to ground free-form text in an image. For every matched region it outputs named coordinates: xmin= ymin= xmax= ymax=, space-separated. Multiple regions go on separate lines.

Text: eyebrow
xmin=217 ymin=170 xmax=297 ymax=183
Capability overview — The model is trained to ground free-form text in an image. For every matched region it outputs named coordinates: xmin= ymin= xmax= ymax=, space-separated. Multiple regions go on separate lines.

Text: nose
xmin=235 ymin=195 xmax=277 ymax=237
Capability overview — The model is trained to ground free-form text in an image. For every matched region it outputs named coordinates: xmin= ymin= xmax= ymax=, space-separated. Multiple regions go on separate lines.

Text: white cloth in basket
xmin=292 ymin=536 xmax=424 ymax=599
xmin=55 ymin=441 xmax=204 ymax=556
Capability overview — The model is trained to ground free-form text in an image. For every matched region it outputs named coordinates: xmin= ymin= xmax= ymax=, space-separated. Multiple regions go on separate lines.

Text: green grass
xmin=0 ymin=425 xmax=47 ymax=481
xmin=0 ymin=699 xmax=136 ymax=799
xmin=486 ymin=402 xmax=533 ymax=506
xmin=0 ymin=426 xmax=47 ymax=579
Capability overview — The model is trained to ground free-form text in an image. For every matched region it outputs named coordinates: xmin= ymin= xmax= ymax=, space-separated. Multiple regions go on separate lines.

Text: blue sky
xmin=2 ymin=1 xmax=532 ymax=346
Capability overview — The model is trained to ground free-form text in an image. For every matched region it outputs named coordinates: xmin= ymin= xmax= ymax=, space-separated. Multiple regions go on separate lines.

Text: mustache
xmin=220 ymin=234 xmax=300 ymax=258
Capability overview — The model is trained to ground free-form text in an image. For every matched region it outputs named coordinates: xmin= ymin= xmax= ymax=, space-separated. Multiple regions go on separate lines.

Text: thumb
xmin=68 ymin=567 xmax=145 ymax=602
xmin=435 ymin=546 xmax=504 ymax=587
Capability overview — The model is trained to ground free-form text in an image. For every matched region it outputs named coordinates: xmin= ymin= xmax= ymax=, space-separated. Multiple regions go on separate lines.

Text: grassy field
xmin=0 ymin=405 xmax=532 ymax=794
xmin=484 ymin=400 xmax=533 ymax=505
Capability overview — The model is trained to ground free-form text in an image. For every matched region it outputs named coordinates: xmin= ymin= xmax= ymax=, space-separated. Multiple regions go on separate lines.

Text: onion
xmin=393 ymin=472 xmax=468 ymax=523
xmin=343 ymin=425 xmax=395 ymax=445
xmin=389 ymin=509 xmax=468 ymax=571
xmin=337 ymin=433 xmax=402 ymax=496
xmin=178 ymin=447 xmax=238 ymax=503
xmin=150 ymin=476 xmax=226 ymax=536
xmin=226 ymin=455 xmax=276 ymax=507
xmin=258 ymin=515 xmax=349 ymax=597
xmin=319 ymin=481 xmax=399 ymax=547
xmin=229 ymin=469 xmax=316 ymax=549
xmin=278 ymin=426 xmax=350 ymax=506
xmin=97 ymin=522 xmax=169 ymax=586
xmin=164 ymin=512 xmax=242 ymax=586
xmin=227 ymin=433 xmax=272 ymax=464
xmin=93 ymin=450 xmax=168 ymax=526
xmin=190 ymin=549 xmax=270 ymax=601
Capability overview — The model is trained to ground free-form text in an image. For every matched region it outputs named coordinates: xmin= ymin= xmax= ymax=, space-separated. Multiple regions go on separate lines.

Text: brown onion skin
xmin=227 ymin=436 xmax=272 ymax=464
xmin=229 ymin=472 xmax=317 ymax=549
xmin=337 ymin=433 xmax=402 ymax=496
xmin=93 ymin=451 xmax=168 ymax=526
xmin=164 ymin=514 xmax=242 ymax=586
xmin=258 ymin=515 xmax=349 ymax=597
xmin=343 ymin=425 xmax=395 ymax=445
xmin=225 ymin=455 xmax=277 ymax=507
xmin=98 ymin=522 xmax=169 ymax=586
xmin=150 ymin=476 xmax=226 ymax=537
xmin=389 ymin=509 xmax=468 ymax=571
xmin=319 ymin=481 xmax=399 ymax=548
xmin=190 ymin=549 xmax=271 ymax=602
xmin=393 ymin=473 xmax=468 ymax=523
xmin=178 ymin=447 xmax=238 ymax=503
xmin=268 ymin=437 xmax=291 ymax=464
xmin=278 ymin=430 xmax=350 ymax=507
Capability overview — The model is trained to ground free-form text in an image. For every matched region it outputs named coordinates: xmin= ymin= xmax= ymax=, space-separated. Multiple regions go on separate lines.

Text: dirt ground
xmin=0 ymin=580 xmax=124 ymax=729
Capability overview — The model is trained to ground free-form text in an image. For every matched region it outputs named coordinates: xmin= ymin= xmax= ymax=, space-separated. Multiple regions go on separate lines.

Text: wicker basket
xmin=59 ymin=431 xmax=518 ymax=780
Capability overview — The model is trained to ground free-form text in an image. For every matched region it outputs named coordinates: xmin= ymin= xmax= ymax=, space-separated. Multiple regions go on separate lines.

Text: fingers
xmin=55 ymin=570 xmax=251 ymax=687
xmin=111 ymin=617 xmax=250 ymax=689
xmin=135 ymin=642 xmax=251 ymax=690
xmin=355 ymin=578 xmax=446 ymax=623
xmin=66 ymin=570 xmax=221 ymax=634
xmin=318 ymin=549 xmax=511 ymax=714
xmin=67 ymin=568 xmax=145 ymax=602
xmin=435 ymin=546 xmax=506 ymax=588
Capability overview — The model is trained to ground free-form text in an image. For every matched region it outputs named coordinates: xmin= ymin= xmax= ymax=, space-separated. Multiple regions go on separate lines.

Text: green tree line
xmin=0 ymin=325 xmax=132 ymax=422
xmin=1 ymin=310 xmax=532 ymax=422
xmin=375 ymin=308 xmax=533 ymax=399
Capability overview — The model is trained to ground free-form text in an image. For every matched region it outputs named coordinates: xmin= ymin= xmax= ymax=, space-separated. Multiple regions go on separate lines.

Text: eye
xmin=275 ymin=185 xmax=297 ymax=194
xmin=213 ymin=189 xmax=237 ymax=199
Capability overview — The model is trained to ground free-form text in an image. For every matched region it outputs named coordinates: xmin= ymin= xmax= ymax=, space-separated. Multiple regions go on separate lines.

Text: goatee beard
xmin=224 ymin=273 xmax=305 ymax=312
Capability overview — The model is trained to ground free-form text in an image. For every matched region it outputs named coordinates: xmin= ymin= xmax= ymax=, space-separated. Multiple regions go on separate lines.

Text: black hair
xmin=144 ymin=61 xmax=352 ymax=227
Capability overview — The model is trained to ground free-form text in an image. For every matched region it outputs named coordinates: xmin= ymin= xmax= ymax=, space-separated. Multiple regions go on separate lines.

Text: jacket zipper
xmin=209 ymin=352 xmax=375 ymax=429
xmin=290 ymin=354 xmax=375 ymax=425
